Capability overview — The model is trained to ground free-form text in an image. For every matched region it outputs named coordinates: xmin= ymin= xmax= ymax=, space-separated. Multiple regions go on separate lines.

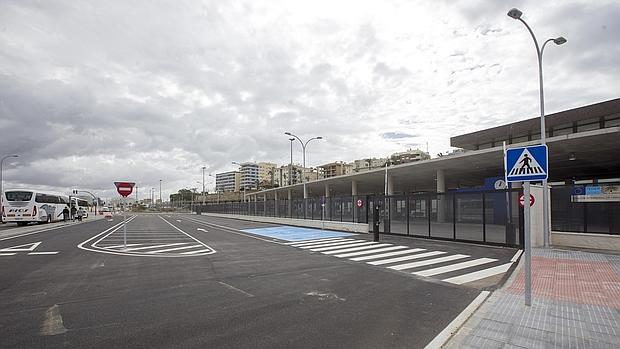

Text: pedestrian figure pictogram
xmin=505 ymin=145 xmax=548 ymax=182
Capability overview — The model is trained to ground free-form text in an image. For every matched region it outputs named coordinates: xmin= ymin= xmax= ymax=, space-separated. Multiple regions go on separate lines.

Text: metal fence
xmin=200 ymin=189 xmax=524 ymax=248
xmin=551 ymin=185 xmax=620 ymax=235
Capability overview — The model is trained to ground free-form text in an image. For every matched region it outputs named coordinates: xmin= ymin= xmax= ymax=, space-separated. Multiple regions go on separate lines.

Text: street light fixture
xmin=201 ymin=166 xmax=207 ymax=205
xmin=207 ymin=173 xmax=220 ymax=204
xmin=507 ymin=7 xmax=566 ymax=248
xmin=284 ymin=132 xmax=323 ymax=218
xmin=159 ymin=179 xmax=162 ymax=207
xmin=0 ymin=154 xmax=19 ymax=224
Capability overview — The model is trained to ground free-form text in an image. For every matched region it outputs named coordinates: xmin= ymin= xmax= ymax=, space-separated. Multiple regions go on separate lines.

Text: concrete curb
xmin=424 ymin=290 xmax=491 ymax=349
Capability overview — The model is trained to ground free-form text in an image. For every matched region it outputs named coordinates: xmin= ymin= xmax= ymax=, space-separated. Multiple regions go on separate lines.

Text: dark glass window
xmin=5 ymin=191 xmax=33 ymax=201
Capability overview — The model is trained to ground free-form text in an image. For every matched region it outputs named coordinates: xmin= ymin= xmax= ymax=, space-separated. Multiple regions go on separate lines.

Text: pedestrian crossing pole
xmin=523 ymin=182 xmax=532 ymax=306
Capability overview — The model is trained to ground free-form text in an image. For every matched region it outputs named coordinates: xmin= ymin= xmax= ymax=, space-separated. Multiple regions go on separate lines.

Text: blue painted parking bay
xmin=241 ymin=226 xmax=355 ymax=242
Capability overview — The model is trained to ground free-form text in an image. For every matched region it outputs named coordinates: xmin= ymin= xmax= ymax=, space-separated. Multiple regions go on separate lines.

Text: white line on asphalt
xmin=442 ymin=262 xmax=513 ymax=285
xmin=102 ymin=244 xmax=141 ymax=249
xmin=424 ymin=291 xmax=490 ymax=349
xmin=217 ymin=281 xmax=254 ymax=297
xmin=321 ymin=243 xmax=392 ymax=255
xmin=334 ymin=246 xmax=409 ymax=258
xmin=28 ymin=252 xmax=59 ymax=255
xmin=157 ymin=216 xmax=216 ymax=255
xmin=181 ymin=216 xmax=283 ymax=244
xmin=350 ymin=248 xmax=426 ymax=262
xmin=147 ymin=244 xmax=202 ymax=254
xmin=197 ymin=228 xmax=208 ymax=232
xmin=388 ymin=254 xmax=469 ymax=271
xmin=412 ymin=258 xmax=497 ymax=277
xmin=368 ymin=251 xmax=446 ymax=265
xmin=309 ymin=241 xmax=376 ymax=252
xmin=511 ymin=249 xmax=523 ymax=262
xmin=0 ymin=253 xmax=16 ymax=256
xmin=285 ymin=237 xmax=344 ymax=246
xmin=176 ymin=220 xmax=182 ymax=223
xmin=180 ymin=248 xmax=213 ymax=255
xmin=297 ymin=239 xmax=357 ymax=249
xmin=90 ymin=215 xmax=138 ymax=247
xmin=123 ymin=243 xmax=187 ymax=251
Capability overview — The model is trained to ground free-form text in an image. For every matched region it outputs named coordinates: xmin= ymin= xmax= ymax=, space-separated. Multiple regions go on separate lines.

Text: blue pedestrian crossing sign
xmin=505 ymin=144 xmax=548 ymax=182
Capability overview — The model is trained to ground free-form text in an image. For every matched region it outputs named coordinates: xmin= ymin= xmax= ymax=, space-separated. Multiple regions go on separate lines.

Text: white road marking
xmin=442 ymin=262 xmax=513 ymax=285
xmin=285 ymin=237 xmax=344 ymax=246
xmin=147 ymin=244 xmax=202 ymax=254
xmin=368 ymin=251 xmax=446 ymax=265
xmin=197 ymin=228 xmax=208 ymax=232
xmin=0 ymin=241 xmax=42 ymax=252
xmin=510 ymin=249 xmax=523 ymax=262
xmin=322 ymin=243 xmax=392 ymax=255
xmin=123 ymin=243 xmax=187 ymax=251
xmin=297 ymin=239 xmax=356 ymax=249
xmin=412 ymin=258 xmax=497 ymax=277
xmin=388 ymin=254 xmax=469 ymax=271
xmin=102 ymin=244 xmax=140 ymax=249
xmin=217 ymin=281 xmax=254 ymax=297
xmin=309 ymin=241 xmax=377 ymax=252
xmin=0 ymin=253 xmax=17 ymax=256
xmin=350 ymin=248 xmax=426 ymax=261
xmin=41 ymin=304 xmax=67 ymax=336
xmin=181 ymin=248 xmax=213 ymax=255
xmin=176 ymin=220 xmax=182 ymax=223
xmin=28 ymin=252 xmax=59 ymax=255
xmin=334 ymin=246 xmax=409 ymax=258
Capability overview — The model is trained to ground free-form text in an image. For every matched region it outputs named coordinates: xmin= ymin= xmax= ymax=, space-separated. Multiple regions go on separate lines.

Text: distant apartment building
xmin=238 ymin=162 xmax=259 ymax=190
xmin=352 ymin=157 xmax=388 ymax=172
xmin=389 ymin=149 xmax=430 ymax=165
xmin=318 ymin=161 xmax=352 ymax=178
xmin=216 ymin=171 xmax=240 ymax=192
xmin=257 ymin=162 xmax=277 ymax=188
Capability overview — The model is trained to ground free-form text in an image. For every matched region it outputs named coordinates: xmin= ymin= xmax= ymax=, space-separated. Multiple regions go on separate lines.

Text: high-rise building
xmin=216 ymin=171 xmax=240 ymax=192
xmin=318 ymin=161 xmax=350 ymax=178
xmin=257 ymin=162 xmax=277 ymax=188
xmin=239 ymin=162 xmax=259 ymax=190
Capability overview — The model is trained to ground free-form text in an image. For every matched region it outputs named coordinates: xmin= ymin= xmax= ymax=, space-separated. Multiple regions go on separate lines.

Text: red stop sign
xmin=114 ymin=182 xmax=135 ymax=197
xmin=356 ymin=199 xmax=364 ymax=208
xmin=519 ymin=194 xmax=535 ymax=207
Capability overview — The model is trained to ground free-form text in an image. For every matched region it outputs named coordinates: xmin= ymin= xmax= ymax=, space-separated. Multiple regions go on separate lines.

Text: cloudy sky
xmin=1 ymin=0 xmax=618 ymax=200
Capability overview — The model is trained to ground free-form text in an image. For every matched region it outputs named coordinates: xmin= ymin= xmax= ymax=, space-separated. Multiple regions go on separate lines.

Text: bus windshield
xmin=4 ymin=191 xmax=33 ymax=201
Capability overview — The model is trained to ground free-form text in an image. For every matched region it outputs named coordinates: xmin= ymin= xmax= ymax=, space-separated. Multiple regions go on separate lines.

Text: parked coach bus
xmin=1 ymin=190 xmax=70 ymax=225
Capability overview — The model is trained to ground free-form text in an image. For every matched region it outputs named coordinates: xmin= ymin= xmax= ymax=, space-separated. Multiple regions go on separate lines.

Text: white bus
xmin=1 ymin=190 xmax=70 ymax=225
xmin=71 ymin=197 xmax=90 ymax=219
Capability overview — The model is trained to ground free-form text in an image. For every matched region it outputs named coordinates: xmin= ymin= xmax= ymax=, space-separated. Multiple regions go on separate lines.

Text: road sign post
xmin=114 ymin=182 xmax=135 ymax=249
xmin=505 ymin=145 xmax=548 ymax=307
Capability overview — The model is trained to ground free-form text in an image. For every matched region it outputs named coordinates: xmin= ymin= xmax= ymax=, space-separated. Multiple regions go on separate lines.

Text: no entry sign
xmin=519 ymin=193 xmax=535 ymax=207
xmin=114 ymin=182 xmax=135 ymax=197
xmin=356 ymin=199 xmax=364 ymax=208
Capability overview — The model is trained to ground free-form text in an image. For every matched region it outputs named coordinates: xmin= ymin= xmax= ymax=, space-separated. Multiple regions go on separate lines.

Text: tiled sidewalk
xmin=446 ymin=248 xmax=620 ymax=348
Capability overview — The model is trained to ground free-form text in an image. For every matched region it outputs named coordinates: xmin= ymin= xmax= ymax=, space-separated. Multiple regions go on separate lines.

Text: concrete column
xmin=351 ymin=180 xmax=358 ymax=196
xmin=274 ymin=191 xmax=279 ymax=217
xmin=287 ymin=189 xmax=292 ymax=217
xmin=437 ymin=169 xmax=447 ymax=223
xmin=324 ymin=184 xmax=330 ymax=221
xmin=263 ymin=193 xmax=267 ymax=216
xmin=387 ymin=176 xmax=394 ymax=195
xmin=254 ymin=195 xmax=257 ymax=216
xmin=324 ymin=184 xmax=330 ymax=198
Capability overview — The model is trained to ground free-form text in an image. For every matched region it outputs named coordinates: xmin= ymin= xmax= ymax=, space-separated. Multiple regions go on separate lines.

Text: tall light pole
xmin=231 ymin=161 xmax=246 ymax=202
xmin=508 ymin=8 xmax=566 ymax=248
xmin=201 ymin=166 xmax=207 ymax=205
xmin=151 ymin=187 xmax=155 ymax=207
xmin=285 ymin=132 xmax=323 ymax=219
xmin=159 ymin=179 xmax=162 ymax=207
xmin=208 ymin=173 xmax=219 ymax=204
xmin=0 ymin=154 xmax=19 ymax=224
xmin=288 ymin=138 xmax=295 ymax=186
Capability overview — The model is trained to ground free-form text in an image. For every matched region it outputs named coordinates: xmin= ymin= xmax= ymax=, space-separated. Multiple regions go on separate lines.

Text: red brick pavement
xmin=507 ymin=256 xmax=620 ymax=308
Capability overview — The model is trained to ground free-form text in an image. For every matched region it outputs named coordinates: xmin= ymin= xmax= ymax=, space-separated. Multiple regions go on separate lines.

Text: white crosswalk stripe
xmin=298 ymin=239 xmax=357 ymax=249
xmin=321 ymin=243 xmax=392 ymax=255
xmin=368 ymin=251 xmax=446 ymax=265
xmin=412 ymin=258 xmax=497 ymax=277
xmin=285 ymin=238 xmax=516 ymax=285
xmin=286 ymin=238 xmax=346 ymax=246
xmin=334 ymin=246 xmax=409 ymax=258
xmin=309 ymin=241 xmax=377 ymax=252
xmin=349 ymin=248 xmax=426 ymax=261
xmin=388 ymin=254 xmax=469 ymax=271
xmin=147 ymin=244 xmax=203 ymax=254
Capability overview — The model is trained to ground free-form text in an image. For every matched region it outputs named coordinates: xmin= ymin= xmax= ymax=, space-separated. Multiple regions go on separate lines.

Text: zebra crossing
xmin=285 ymin=237 xmax=517 ymax=286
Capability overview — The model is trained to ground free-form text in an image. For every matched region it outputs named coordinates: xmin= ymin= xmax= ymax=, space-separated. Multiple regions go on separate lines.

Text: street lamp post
xmin=288 ymin=138 xmax=295 ymax=186
xmin=508 ymin=8 xmax=566 ymax=248
xmin=159 ymin=179 xmax=162 ymax=208
xmin=284 ymin=132 xmax=323 ymax=218
xmin=0 ymin=154 xmax=19 ymax=224
xmin=202 ymin=166 xmax=207 ymax=205
xmin=231 ymin=162 xmax=246 ymax=203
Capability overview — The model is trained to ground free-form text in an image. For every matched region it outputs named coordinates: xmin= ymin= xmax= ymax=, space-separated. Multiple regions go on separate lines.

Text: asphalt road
xmin=0 ymin=213 xmax=514 ymax=348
